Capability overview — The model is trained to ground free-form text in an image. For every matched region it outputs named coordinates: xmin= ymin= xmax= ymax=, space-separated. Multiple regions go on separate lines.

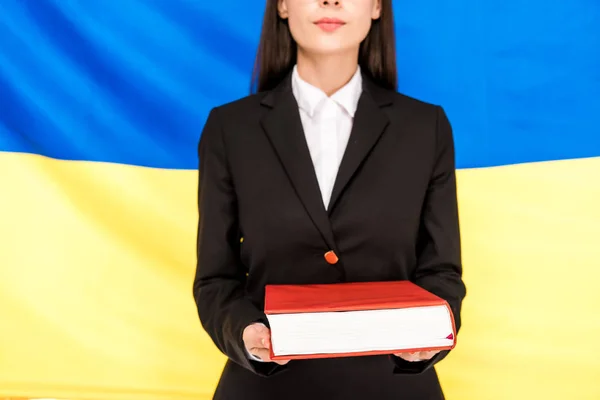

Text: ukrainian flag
xmin=0 ymin=1 xmax=599 ymax=399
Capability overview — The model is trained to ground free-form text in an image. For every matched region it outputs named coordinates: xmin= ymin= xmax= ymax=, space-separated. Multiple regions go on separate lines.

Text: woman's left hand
xmin=393 ymin=351 xmax=439 ymax=362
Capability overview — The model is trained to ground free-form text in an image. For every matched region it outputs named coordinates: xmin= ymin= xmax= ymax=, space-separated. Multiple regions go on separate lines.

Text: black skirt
xmin=212 ymin=356 xmax=445 ymax=400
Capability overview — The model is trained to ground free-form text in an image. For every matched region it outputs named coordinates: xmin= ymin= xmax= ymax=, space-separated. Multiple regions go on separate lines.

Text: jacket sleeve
xmin=391 ymin=106 xmax=467 ymax=374
xmin=193 ymin=107 xmax=287 ymax=377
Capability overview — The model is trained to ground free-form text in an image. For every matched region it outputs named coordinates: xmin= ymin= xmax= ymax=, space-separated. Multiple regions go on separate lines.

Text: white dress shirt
xmin=292 ymin=64 xmax=363 ymax=209
xmin=247 ymin=66 xmax=363 ymax=362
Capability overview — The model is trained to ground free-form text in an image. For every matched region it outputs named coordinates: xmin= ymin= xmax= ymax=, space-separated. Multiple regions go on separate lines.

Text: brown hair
xmin=251 ymin=0 xmax=397 ymax=93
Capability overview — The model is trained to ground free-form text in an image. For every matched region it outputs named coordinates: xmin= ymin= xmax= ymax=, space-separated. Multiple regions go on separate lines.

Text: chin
xmin=302 ymin=41 xmax=358 ymax=56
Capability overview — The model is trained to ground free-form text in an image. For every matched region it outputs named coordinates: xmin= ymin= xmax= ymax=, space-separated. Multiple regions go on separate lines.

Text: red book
xmin=264 ymin=281 xmax=456 ymax=361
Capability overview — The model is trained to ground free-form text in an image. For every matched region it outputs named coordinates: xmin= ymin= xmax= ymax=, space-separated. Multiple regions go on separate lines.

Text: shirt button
xmin=324 ymin=250 xmax=339 ymax=265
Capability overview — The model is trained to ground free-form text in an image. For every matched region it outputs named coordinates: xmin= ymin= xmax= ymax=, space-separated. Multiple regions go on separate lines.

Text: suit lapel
xmin=260 ymin=75 xmax=337 ymax=251
xmin=327 ymin=77 xmax=392 ymax=214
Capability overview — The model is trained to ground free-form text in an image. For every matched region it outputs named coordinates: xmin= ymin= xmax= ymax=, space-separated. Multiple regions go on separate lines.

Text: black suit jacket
xmin=193 ymin=72 xmax=466 ymax=400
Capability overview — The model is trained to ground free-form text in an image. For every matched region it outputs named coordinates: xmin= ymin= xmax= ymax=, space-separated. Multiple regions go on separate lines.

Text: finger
xmin=418 ymin=351 xmax=439 ymax=361
xmin=245 ymin=325 xmax=271 ymax=349
xmin=262 ymin=333 xmax=272 ymax=349
xmin=249 ymin=347 xmax=290 ymax=365
xmin=249 ymin=347 xmax=272 ymax=362
xmin=394 ymin=352 xmax=422 ymax=362
xmin=261 ymin=351 xmax=290 ymax=366
xmin=257 ymin=329 xmax=271 ymax=350
xmin=253 ymin=323 xmax=270 ymax=336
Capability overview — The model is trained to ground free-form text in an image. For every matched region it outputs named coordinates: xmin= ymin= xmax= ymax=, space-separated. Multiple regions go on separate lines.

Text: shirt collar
xmin=291 ymin=65 xmax=362 ymax=118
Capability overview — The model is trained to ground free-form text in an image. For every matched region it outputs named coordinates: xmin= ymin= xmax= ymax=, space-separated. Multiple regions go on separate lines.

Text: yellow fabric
xmin=0 ymin=151 xmax=599 ymax=400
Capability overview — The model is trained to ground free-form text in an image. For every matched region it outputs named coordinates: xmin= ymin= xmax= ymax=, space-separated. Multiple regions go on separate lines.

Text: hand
xmin=394 ymin=350 xmax=439 ymax=362
xmin=242 ymin=323 xmax=290 ymax=365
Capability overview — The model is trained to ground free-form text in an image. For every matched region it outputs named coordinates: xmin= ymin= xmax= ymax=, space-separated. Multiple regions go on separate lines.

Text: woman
xmin=193 ymin=0 xmax=466 ymax=398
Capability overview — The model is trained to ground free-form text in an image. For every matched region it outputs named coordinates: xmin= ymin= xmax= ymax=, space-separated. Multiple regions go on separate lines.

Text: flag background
xmin=1 ymin=1 xmax=599 ymax=399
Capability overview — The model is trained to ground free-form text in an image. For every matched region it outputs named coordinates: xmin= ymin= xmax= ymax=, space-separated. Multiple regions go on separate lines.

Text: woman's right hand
xmin=242 ymin=323 xmax=290 ymax=365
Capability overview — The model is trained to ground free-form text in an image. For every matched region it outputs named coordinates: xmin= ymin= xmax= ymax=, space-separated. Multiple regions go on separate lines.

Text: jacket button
xmin=324 ymin=250 xmax=339 ymax=265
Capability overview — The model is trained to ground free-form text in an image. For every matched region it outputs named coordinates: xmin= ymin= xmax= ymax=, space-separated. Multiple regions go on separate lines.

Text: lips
xmin=314 ymin=17 xmax=345 ymax=32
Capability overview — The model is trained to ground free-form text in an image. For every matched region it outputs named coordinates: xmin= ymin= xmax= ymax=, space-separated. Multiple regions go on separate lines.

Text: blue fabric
xmin=0 ymin=0 xmax=599 ymax=169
